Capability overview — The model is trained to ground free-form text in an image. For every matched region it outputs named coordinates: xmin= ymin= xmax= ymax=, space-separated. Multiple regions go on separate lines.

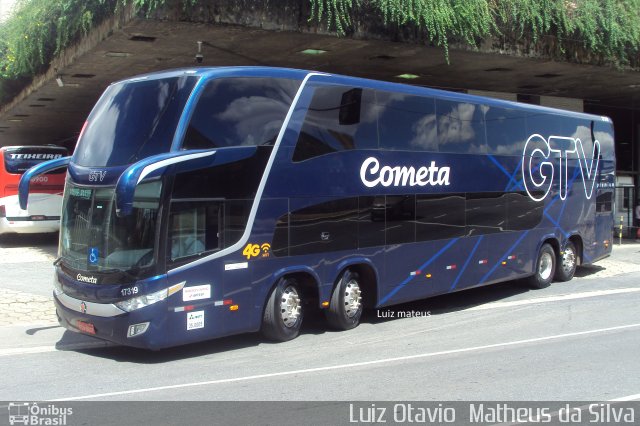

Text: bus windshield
xmin=59 ymin=181 xmax=161 ymax=276
xmin=73 ymin=76 xmax=197 ymax=167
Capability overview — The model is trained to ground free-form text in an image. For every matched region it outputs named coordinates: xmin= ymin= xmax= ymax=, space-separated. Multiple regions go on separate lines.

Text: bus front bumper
xmin=53 ymin=292 xmax=168 ymax=350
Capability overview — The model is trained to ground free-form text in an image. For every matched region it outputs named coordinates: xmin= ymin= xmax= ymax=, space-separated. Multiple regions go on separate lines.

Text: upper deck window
xmin=293 ymin=86 xmax=378 ymax=161
xmin=74 ymin=76 xmax=197 ymax=167
xmin=377 ymin=91 xmax=437 ymax=152
xmin=485 ymin=108 xmax=527 ymax=155
xmin=182 ymin=77 xmax=300 ymax=150
xmin=435 ymin=99 xmax=487 ymax=153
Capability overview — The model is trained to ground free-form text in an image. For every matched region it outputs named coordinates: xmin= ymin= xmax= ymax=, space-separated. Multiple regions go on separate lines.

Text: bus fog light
xmin=127 ymin=322 xmax=150 ymax=338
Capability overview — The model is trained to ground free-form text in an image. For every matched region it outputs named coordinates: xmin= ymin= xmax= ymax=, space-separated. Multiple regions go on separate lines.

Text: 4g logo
xmin=243 ymin=243 xmax=271 ymax=260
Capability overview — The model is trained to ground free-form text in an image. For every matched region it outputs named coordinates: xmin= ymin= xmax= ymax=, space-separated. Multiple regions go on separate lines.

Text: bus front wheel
xmin=528 ymin=243 xmax=556 ymax=289
xmin=326 ymin=269 xmax=363 ymax=330
xmin=554 ymin=240 xmax=577 ymax=282
xmin=261 ymin=278 xmax=303 ymax=342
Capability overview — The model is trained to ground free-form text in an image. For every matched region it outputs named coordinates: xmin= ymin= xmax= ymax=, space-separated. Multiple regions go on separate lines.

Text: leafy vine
xmin=1 ymin=0 xmax=639 ymax=104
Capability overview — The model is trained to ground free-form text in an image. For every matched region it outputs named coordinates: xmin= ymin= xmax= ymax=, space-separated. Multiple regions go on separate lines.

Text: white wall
xmin=540 ymin=96 xmax=584 ymax=112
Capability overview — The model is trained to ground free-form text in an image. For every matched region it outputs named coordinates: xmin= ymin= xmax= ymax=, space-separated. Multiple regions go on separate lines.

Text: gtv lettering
xmin=88 ymin=170 xmax=107 ymax=182
xmin=360 ymin=157 xmax=450 ymax=188
xmin=522 ymin=134 xmax=600 ymax=202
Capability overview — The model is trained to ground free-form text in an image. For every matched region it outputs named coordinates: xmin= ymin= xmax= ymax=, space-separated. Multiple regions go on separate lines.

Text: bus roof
xmin=113 ymin=66 xmax=612 ymax=124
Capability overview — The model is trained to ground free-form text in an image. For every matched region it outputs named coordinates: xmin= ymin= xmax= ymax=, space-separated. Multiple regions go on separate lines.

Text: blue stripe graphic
xmin=505 ymin=158 xmax=524 ymax=192
xmin=487 ymin=154 xmax=521 ymax=190
xmin=543 ymin=165 xmax=581 ymax=238
xmin=379 ymin=238 xmax=459 ymax=306
xmin=450 ymin=236 xmax=484 ymax=291
xmin=479 ymin=230 xmax=530 ymax=284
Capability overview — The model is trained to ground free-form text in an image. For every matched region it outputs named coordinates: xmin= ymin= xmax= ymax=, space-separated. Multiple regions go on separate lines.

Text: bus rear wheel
xmin=555 ymin=240 xmax=577 ymax=282
xmin=528 ymin=243 xmax=556 ymax=289
xmin=326 ymin=269 xmax=363 ymax=330
xmin=261 ymin=278 xmax=303 ymax=342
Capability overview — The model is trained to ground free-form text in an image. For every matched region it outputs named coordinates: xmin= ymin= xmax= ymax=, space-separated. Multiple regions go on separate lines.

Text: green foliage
xmin=0 ymin=0 xmax=118 ymax=79
xmin=0 ymin=0 xmax=201 ymax=81
xmin=310 ymin=0 xmax=640 ymax=66
xmin=0 ymin=0 xmax=639 ymax=104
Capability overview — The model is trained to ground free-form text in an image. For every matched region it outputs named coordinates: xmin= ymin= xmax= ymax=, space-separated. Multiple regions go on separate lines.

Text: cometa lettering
xmin=360 ymin=157 xmax=450 ymax=188
xmin=76 ymin=274 xmax=97 ymax=284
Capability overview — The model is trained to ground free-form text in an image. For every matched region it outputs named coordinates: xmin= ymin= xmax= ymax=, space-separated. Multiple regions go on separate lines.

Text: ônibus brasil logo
xmin=8 ymin=402 xmax=73 ymax=425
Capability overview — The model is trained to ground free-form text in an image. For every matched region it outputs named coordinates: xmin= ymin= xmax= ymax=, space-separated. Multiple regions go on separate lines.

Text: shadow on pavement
xmin=574 ymin=264 xmax=605 ymax=278
xmin=49 ymin=253 xmax=627 ymax=363
xmin=0 ymin=232 xmax=58 ymax=259
xmin=53 ymin=277 xmax=540 ymax=363
xmin=56 ymin=329 xmax=265 ymax=363
xmin=362 ymin=279 xmax=531 ymax=325
xmin=26 ymin=325 xmax=60 ymax=335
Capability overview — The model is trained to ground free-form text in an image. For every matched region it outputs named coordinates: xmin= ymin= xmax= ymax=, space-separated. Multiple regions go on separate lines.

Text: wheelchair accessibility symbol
xmin=88 ymin=247 xmax=99 ymax=264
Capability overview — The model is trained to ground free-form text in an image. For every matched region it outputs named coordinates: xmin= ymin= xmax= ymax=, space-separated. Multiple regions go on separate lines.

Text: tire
xmin=261 ymin=278 xmax=303 ymax=342
xmin=326 ymin=269 xmax=363 ymax=330
xmin=527 ymin=243 xmax=556 ymax=289
xmin=554 ymin=240 xmax=577 ymax=282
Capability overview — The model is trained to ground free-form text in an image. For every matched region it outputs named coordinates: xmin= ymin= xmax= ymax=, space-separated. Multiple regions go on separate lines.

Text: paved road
xmin=0 ymin=237 xmax=639 ymax=419
xmin=0 ymin=233 xmax=58 ymax=326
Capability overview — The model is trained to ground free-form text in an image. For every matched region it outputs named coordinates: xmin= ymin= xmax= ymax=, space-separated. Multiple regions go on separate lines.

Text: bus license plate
xmin=77 ymin=321 xmax=96 ymax=335
xmin=30 ymin=215 xmax=45 ymax=221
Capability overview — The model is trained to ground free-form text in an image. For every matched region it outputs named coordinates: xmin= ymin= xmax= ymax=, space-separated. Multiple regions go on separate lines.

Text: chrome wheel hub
xmin=344 ymin=279 xmax=362 ymax=318
xmin=539 ymin=252 xmax=554 ymax=281
xmin=562 ymin=247 xmax=576 ymax=274
xmin=280 ymin=286 xmax=301 ymax=328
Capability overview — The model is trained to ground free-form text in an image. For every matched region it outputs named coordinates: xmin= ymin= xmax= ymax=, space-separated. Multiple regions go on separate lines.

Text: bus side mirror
xmin=18 ymin=156 xmax=71 ymax=210
xmin=115 ymin=147 xmax=257 ymax=217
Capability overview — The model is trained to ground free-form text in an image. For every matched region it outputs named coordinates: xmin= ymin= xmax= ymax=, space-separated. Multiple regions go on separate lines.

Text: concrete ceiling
xmin=1 ymin=18 xmax=639 ymax=148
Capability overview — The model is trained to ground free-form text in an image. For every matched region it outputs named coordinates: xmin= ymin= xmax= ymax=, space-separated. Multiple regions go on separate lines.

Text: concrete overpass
xmin=0 ymin=2 xmax=638 ymax=175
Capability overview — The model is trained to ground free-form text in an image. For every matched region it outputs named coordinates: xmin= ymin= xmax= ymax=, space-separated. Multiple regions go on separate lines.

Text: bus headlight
xmin=115 ymin=282 xmax=185 ymax=312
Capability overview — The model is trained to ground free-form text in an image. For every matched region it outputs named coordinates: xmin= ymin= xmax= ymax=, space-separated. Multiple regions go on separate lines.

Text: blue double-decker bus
xmin=19 ymin=67 xmax=615 ymax=349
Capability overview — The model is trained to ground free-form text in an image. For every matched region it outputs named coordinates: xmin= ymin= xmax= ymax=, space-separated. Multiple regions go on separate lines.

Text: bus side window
xmin=376 ymin=90 xmax=437 ymax=152
xmin=466 ymin=192 xmax=507 ymax=236
xmin=358 ymin=196 xmax=386 ymax=248
xmin=292 ymin=86 xmax=378 ymax=162
xmin=506 ymin=192 xmax=543 ymax=230
xmin=416 ymin=194 xmax=466 ymax=241
xmin=384 ymin=195 xmax=416 ymax=245
xmin=436 ymin=99 xmax=487 ymax=154
xmin=485 ymin=107 xmax=526 ymax=155
xmin=288 ymin=198 xmax=358 ymax=255
xmin=168 ymin=201 xmax=221 ymax=262
xmin=183 ymin=77 xmax=298 ymax=149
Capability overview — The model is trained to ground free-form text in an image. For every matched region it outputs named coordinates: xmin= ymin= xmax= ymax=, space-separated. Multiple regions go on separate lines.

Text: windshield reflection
xmin=60 ymin=181 xmax=161 ymax=278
